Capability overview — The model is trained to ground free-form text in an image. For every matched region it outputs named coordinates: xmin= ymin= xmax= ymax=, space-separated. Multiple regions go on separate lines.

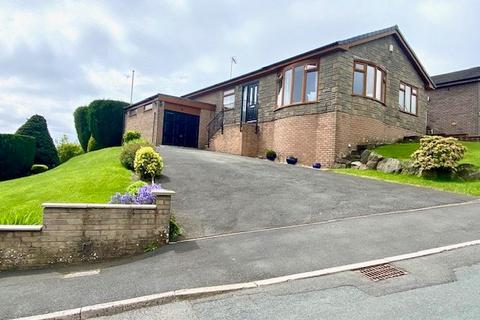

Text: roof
xmin=125 ymin=93 xmax=215 ymax=111
xmin=431 ymin=66 xmax=480 ymax=88
xmin=183 ymin=25 xmax=434 ymax=98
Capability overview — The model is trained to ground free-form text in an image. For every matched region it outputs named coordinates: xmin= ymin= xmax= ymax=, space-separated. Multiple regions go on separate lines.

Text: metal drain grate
xmin=357 ymin=264 xmax=406 ymax=281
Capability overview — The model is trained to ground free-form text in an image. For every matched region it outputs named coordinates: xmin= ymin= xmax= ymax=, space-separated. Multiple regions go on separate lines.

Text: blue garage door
xmin=162 ymin=110 xmax=199 ymax=148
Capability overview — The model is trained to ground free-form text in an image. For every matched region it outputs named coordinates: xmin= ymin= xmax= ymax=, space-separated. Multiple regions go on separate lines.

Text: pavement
xmin=2 ymin=200 xmax=480 ymax=319
xmin=157 ymin=146 xmax=473 ymax=239
xmin=96 ymin=245 xmax=480 ymax=320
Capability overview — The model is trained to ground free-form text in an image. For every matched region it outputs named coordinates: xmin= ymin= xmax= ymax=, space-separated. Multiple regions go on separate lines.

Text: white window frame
xmin=223 ymin=89 xmax=235 ymax=109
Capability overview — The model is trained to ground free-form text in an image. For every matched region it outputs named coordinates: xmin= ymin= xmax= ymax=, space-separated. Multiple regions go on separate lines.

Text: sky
xmin=0 ymin=0 xmax=479 ymax=142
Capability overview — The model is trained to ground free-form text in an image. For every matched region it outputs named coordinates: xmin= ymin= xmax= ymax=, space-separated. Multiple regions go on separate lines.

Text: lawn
xmin=335 ymin=141 xmax=480 ymax=197
xmin=0 ymin=147 xmax=133 ymax=225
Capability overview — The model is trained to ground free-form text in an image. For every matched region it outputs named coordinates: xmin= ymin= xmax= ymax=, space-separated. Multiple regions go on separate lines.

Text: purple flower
xmin=109 ymin=184 xmax=162 ymax=204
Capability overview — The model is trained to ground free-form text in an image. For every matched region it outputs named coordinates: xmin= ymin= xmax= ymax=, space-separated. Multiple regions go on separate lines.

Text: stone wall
xmin=428 ymin=82 xmax=480 ymax=136
xmin=0 ymin=190 xmax=174 ymax=271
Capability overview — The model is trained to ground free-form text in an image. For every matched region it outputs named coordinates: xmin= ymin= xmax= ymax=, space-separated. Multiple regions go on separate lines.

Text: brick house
xmin=428 ymin=67 xmax=480 ymax=136
xmin=124 ymin=26 xmax=434 ymax=167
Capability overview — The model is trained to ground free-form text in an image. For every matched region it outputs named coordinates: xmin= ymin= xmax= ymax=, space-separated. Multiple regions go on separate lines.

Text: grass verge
xmin=0 ymin=147 xmax=132 ymax=225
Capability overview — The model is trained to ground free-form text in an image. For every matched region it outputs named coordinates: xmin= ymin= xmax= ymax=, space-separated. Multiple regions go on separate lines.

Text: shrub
xmin=109 ymin=184 xmax=161 ymax=204
xmin=411 ymin=136 xmax=467 ymax=176
xmin=266 ymin=149 xmax=277 ymax=161
xmin=87 ymin=136 xmax=98 ymax=152
xmin=73 ymin=106 xmax=91 ymax=152
xmin=169 ymin=215 xmax=184 ymax=242
xmin=0 ymin=134 xmax=36 ymax=180
xmin=123 ymin=130 xmax=141 ymax=144
xmin=134 ymin=147 xmax=164 ymax=183
xmin=119 ymin=138 xmax=153 ymax=170
xmin=16 ymin=115 xmax=59 ymax=168
xmin=126 ymin=181 xmax=148 ymax=195
xmin=57 ymin=135 xmax=83 ymax=164
xmin=31 ymin=164 xmax=49 ymax=174
xmin=88 ymin=99 xmax=128 ymax=150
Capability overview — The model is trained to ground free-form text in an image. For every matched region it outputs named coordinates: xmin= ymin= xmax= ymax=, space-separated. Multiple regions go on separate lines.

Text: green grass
xmin=0 ymin=147 xmax=133 ymax=225
xmin=374 ymin=141 xmax=480 ymax=166
xmin=335 ymin=141 xmax=480 ymax=196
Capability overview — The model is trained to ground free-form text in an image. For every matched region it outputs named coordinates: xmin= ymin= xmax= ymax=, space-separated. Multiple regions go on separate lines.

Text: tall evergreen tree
xmin=88 ymin=100 xmax=128 ymax=149
xmin=73 ymin=106 xmax=91 ymax=152
xmin=16 ymin=115 xmax=59 ymax=168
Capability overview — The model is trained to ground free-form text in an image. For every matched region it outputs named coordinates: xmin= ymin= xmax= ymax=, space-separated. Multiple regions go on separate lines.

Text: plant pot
xmin=286 ymin=156 xmax=298 ymax=165
xmin=266 ymin=155 xmax=276 ymax=161
xmin=312 ymin=162 xmax=321 ymax=169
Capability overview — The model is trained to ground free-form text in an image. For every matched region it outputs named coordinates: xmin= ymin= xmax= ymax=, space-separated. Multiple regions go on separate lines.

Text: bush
xmin=123 ymin=130 xmax=141 ymax=144
xmin=57 ymin=135 xmax=83 ymax=164
xmin=88 ymin=99 xmax=128 ymax=150
xmin=87 ymin=136 xmax=98 ymax=152
xmin=0 ymin=134 xmax=36 ymax=180
xmin=126 ymin=181 xmax=148 ymax=195
xmin=73 ymin=106 xmax=91 ymax=152
xmin=411 ymin=136 xmax=467 ymax=176
xmin=119 ymin=138 xmax=153 ymax=170
xmin=134 ymin=147 xmax=164 ymax=183
xmin=109 ymin=184 xmax=161 ymax=204
xmin=169 ymin=215 xmax=184 ymax=242
xmin=31 ymin=164 xmax=49 ymax=174
xmin=16 ymin=115 xmax=59 ymax=168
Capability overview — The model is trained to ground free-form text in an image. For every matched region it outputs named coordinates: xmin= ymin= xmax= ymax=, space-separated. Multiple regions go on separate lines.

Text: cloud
xmin=0 ymin=0 xmax=479 ymax=141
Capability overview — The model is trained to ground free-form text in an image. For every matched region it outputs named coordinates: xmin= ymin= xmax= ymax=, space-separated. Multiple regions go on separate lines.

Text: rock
xmin=401 ymin=160 xmax=419 ymax=176
xmin=360 ymin=149 xmax=371 ymax=164
xmin=455 ymin=164 xmax=480 ymax=181
xmin=377 ymin=158 xmax=402 ymax=174
xmin=333 ymin=163 xmax=347 ymax=169
xmin=365 ymin=152 xmax=383 ymax=170
xmin=351 ymin=161 xmax=363 ymax=169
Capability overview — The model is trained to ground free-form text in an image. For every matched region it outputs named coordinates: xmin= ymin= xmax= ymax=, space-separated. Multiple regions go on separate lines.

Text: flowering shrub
xmin=119 ymin=138 xmax=153 ymax=170
xmin=134 ymin=147 xmax=164 ymax=183
xmin=109 ymin=184 xmax=161 ymax=204
xmin=411 ymin=136 xmax=466 ymax=175
xmin=126 ymin=181 xmax=148 ymax=195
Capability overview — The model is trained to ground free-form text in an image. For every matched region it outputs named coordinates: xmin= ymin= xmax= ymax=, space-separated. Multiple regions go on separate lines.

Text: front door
xmin=242 ymin=82 xmax=258 ymax=122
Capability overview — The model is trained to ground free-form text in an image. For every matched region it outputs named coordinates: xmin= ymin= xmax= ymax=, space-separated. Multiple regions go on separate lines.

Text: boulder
xmin=351 ymin=161 xmax=363 ymax=169
xmin=401 ymin=160 xmax=419 ymax=176
xmin=360 ymin=149 xmax=371 ymax=164
xmin=365 ymin=152 xmax=383 ymax=170
xmin=455 ymin=164 xmax=480 ymax=181
xmin=377 ymin=158 xmax=402 ymax=174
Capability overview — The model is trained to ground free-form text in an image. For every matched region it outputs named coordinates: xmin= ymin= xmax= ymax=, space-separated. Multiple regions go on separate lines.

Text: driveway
xmin=158 ymin=146 xmax=473 ymax=239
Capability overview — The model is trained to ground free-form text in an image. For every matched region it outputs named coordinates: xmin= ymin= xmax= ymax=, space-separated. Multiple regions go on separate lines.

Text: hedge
xmin=73 ymin=106 xmax=91 ymax=152
xmin=16 ymin=115 xmax=59 ymax=168
xmin=0 ymin=134 xmax=36 ymax=181
xmin=88 ymin=100 xmax=128 ymax=150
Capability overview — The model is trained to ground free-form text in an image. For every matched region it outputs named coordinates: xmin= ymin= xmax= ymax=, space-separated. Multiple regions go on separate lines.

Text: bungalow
xmin=124 ymin=26 xmax=434 ymax=167
xmin=428 ymin=67 xmax=480 ymax=136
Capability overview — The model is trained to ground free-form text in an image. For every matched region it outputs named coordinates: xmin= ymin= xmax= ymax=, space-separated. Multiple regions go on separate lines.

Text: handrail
xmin=207 ymin=110 xmax=224 ymax=147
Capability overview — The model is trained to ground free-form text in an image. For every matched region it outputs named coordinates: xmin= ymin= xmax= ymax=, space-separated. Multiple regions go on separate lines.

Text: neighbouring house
xmin=124 ymin=26 xmax=434 ymax=167
xmin=428 ymin=67 xmax=480 ymax=136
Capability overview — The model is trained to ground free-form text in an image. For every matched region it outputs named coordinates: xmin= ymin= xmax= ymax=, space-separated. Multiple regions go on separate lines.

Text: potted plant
xmin=312 ymin=162 xmax=321 ymax=169
xmin=286 ymin=156 xmax=298 ymax=165
xmin=266 ymin=149 xmax=277 ymax=161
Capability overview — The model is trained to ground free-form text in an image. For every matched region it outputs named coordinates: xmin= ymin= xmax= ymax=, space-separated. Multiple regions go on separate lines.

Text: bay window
xmin=277 ymin=61 xmax=318 ymax=107
xmin=352 ymin=61 xmax=386 ymax=103
xmin=399 ymin=82 xmax=417 ymax=115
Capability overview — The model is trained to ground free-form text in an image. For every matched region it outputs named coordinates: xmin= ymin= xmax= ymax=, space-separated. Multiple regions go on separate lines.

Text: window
xmin=128 ymin=109 xmax=137 ymax=117
xmin=399 ymin=82 xmax=418 ymax=115
xmin=223 ymin=89 xmax=235 ymax=109
xmin=352 ymin=61 xmax=386 ymax=103
xmin=277 ymin=61 xmax=318 ymax=107
xmin=144 ymin=103 xmax=153 ymax=111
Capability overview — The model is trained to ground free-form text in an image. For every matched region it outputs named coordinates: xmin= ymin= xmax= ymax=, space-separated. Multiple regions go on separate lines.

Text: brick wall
xmin=428 ymin=82 xmax=480 ymax=136
xmin=0 ymin=190 xmax=174 ymax=271
xmin=124 ymin=102 xmax=159 ymax=144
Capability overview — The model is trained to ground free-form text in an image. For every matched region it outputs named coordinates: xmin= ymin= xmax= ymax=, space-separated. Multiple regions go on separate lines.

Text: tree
xmin=88 ymin=100 xmax=128 ymax=149
xmin=16 ymin=115 xmax=59 ymax=168
xmin=73 ymin=106 xmax=91 ymax=152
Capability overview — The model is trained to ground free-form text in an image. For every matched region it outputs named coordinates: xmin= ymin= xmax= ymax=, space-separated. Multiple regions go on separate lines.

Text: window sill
xmin=275 ymin=101 xmax=319 ymax=111
xmin=223 ymin=108 xmax=235 ymax=112
xmin=351 ymin=94 xmax=386 ymax=106
xmin=398 ymin=109 xmax=418 ymax=117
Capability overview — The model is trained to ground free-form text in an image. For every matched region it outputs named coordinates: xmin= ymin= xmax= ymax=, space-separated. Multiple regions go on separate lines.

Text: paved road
xmin=2 ymin=201 xmax=480 ymax=319
xmin=157 ymin=146 xmax=472 ymax=239
xmin=98 ymin=245 xmax=480 ymax=320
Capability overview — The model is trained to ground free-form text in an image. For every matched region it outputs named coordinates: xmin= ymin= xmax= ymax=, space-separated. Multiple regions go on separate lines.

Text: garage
xmin=162 ymin=110 xmax=200 ymax=148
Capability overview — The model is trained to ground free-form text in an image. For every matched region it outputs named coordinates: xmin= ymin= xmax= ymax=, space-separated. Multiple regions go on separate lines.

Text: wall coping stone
xmin=42 ymin=203 xmax=157 ymax=209
xmin=152 ymin=189 xmax=176 ymax=196
xmin=0 ymin=224 xmax=43 ymax=232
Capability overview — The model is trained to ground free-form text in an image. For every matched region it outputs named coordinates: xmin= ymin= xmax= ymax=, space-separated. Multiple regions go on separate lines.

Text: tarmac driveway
xmin=158 ymin=146 xmax=473 ymax=239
